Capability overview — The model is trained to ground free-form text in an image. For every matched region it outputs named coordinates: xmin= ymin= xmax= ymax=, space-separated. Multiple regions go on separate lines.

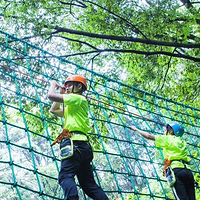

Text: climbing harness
xmin=165 ymin=167 xmax=176 ymax=187
xmin=60 ymin=138 xmax=74 ymax=160
xmin=163 ymin=158 xmax=176 ymax=187
xmin=163 ymin=158 xmax=172 ymax=176
xmin=163 ymin=158 xmax=194 ymax=187
xmin=51 ymin=129 xmax=72 ymax=147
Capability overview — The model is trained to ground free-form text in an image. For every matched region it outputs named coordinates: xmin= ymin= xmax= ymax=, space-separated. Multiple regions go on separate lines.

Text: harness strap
xmin=171 ymin=159 xmax=192 ymax=165
xmin=163 ymin=158 xmax=172 ymax=176
xmin=70 ymin=131 xmax=87 ymax=136
xmin=171 ymin=159 xmax=193 ymax=169
xmin=70 ymin=131 xmax=88 ymax=141
xmin=51 ymin=129 xmax=71 ymax=147
xmin=51 ymin=130 xmax=89 ymax=146
xmin=163 ymin=158 xmax=193 ymax=176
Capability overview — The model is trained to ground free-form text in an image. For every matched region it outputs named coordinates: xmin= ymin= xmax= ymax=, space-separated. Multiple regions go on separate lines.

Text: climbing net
xmin=0 ymin=30 xmax=200 ymax=200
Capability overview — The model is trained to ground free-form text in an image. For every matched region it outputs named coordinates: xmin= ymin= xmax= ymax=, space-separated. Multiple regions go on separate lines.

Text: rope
xmin=1 ymin=29 xmax=200 ymax=200
xmin=1 ymin=63 xmax=199 ymax=138
xmin=0 ymin=64 xmax=166 ymax=126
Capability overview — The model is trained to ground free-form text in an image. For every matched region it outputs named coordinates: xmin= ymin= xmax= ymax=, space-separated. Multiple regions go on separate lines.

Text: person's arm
xmin=49 ymin=102 xmax=63 ymax=117
xmin=129 ymin=125 xmax=155 ymax=141
xmin=48 ymin=80 xmax=65 ymax=117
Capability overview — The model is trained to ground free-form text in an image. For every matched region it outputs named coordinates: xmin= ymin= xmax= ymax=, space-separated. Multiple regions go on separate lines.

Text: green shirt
xmin=155 ymin=135 xmax=191 ymax=169
xmin=63 ymin=94 xmax=90 ymax=140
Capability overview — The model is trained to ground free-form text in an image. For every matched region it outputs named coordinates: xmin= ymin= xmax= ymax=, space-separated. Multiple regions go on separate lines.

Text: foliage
xmin=0 ymin=0 xmax=200 ymax=107
xmin=0 ymin=1 xmax=200 ymax=199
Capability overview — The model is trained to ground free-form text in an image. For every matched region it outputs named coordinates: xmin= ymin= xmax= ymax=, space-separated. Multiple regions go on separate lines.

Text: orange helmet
xmin=64 ymin=75 xmax=87 ymax=91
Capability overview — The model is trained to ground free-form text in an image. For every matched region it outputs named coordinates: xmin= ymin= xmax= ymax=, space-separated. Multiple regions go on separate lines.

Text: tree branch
xmin=52 ymin=34 xmax=98 ymax=50
xmin=160 ymin=48 xmax=177 ymax=90
xmin=54 ymin=26 xmax=200 ymax=48
xmin=12 ymin=29 xmax=199 ymax=62
xmin=60 ymin=48 xmax=200 ymax=62
xmin=58 ymin=0 xmax=87 ymax=8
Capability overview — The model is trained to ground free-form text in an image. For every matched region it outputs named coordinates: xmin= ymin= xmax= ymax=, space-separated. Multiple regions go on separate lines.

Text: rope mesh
xmin=0 ymin=30 xmax=200 ymax=200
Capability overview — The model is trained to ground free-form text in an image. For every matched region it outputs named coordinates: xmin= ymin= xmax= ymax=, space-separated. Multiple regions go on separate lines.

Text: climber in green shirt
xmin=48 ymin=75 xmax=109 ymax=200
xmin=129 ymin=122 xmax=195 ymax=200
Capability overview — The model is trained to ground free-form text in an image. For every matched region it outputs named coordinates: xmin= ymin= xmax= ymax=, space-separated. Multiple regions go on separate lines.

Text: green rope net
xmin=0 ymin=30 xmax=200 ymax=200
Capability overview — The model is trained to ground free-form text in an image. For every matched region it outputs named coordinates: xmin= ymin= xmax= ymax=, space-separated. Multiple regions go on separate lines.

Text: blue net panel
xmin=0 ymin=30 xmax=200 ymax=200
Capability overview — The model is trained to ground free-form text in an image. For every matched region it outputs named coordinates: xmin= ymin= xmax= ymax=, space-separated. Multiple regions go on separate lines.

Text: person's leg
xmin=77 ymin=162 xmax=109 ymax=200
xmin=74 ymin=141 xmax=109 ymax=200
xmin=173 ymin=168 xmax=195 ymax=200
xmin=171 ymin=186 xmax=181 ymax=200
xmin=58 ymin=140 xmax=81 ymax=200
xmin=184 ymin=170 xmax=195 ymax=200
xmin=172 ymin=177 xmax=188 ymax=200
xmin=186 ymin=183 xmax=195 ymax=200
xmin=59 ymin=177 xmax=79 ymax=200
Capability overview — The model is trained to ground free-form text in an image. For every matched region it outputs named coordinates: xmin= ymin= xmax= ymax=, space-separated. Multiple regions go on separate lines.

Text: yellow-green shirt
xmin=63 ymin=94 xmax=90 ymax=140
xmin=155 ymin=135 xmax=191 ymax=169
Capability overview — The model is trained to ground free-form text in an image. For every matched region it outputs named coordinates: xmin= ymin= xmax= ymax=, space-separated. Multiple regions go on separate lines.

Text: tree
xmin=0 ymin=1 xmax=200 ymax=199
xmin=0 ymin=0 xmax=199 ymax=107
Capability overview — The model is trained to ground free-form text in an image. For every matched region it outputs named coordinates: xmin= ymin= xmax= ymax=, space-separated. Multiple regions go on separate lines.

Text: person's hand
xmin=60 ymin=86 xmax=66 ymax=94
xmin=50 ymin=80 xmax=59 ymax=87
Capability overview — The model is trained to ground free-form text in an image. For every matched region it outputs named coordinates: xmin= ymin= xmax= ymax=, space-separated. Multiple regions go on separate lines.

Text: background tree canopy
xmin=1 ymin=0 xmax=200 ymax=107
xmin=1 ymin=1 xmax=200 ymax=199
